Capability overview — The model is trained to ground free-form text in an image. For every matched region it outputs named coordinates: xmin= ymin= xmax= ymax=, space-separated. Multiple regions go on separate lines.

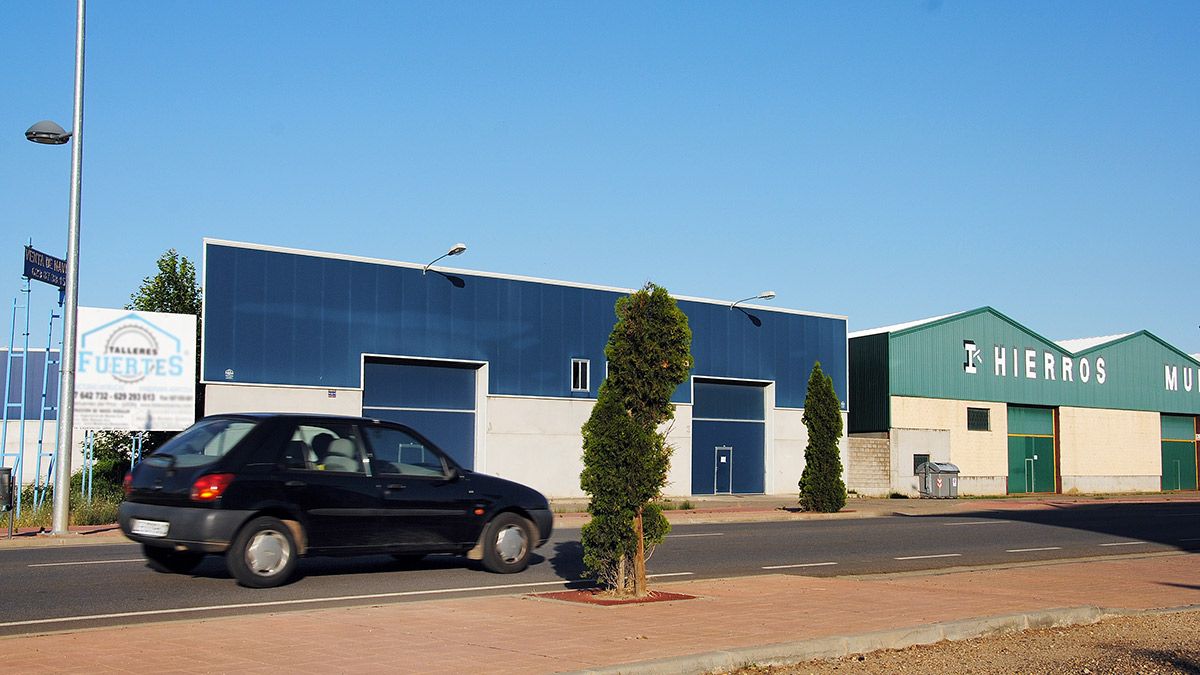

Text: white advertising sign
xmin=74 ymin=307 xmax=197 ymax=431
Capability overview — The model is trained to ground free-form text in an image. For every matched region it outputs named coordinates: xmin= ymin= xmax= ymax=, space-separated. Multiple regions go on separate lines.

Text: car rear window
xmin=145 ymin=418 xmax=257 ymax=468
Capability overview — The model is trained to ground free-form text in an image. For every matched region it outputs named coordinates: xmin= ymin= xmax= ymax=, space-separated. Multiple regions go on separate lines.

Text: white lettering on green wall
xmin=971 ymin=341 xmax=1106 ymax=387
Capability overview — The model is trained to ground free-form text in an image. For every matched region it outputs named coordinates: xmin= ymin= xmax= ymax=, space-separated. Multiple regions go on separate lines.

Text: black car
xmin=119 ymin=413 xmax=553 ymax=588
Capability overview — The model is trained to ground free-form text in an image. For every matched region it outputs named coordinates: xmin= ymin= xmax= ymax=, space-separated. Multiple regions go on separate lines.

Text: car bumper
xmin=528 ymin=507 xmax=553 ymax=547
xmin=118 ymin=502 xmax=255 ymax=553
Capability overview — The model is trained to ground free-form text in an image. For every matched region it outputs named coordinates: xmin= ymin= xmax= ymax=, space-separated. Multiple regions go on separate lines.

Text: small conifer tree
xmin=798 ymin=361 xmax=846 ymax=512
xmin=580 ymin=284 xmax=691 ymax=596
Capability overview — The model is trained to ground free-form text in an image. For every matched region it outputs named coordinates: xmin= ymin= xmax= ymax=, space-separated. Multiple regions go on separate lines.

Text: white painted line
xmin=894 ymin=553 xmax=963 ymax=560
xmin=0 ymin=579 xmax=587 ymax=629
xmin=1099 ymin=541 xmax=1147 ymax=547
xmin=944 ymin=521 xmax=1004 ymax=526
xmin=28 ymin=559 xmax=144 ymax=568
xmin=666 ymin=533 xmax=724 ymax=538
xmin=647 ymin=572 xmax=695 ymax=578
xmin=1006 ymin=547 xmax=1062 ymax=553
xmin=761 ymin=562 xmax=838 ymax=570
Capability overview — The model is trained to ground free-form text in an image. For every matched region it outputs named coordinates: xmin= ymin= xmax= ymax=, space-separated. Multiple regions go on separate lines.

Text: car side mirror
xmin=444 ymin=466 xmax=460 ymax=482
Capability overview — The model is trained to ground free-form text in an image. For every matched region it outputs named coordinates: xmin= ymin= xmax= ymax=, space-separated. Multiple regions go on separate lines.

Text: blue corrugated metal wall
xmin=203 ymin=243 xmax=848 ymax=407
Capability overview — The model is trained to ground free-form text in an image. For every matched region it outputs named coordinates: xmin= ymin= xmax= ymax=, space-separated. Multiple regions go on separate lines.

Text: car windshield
xmin=145 ymin=418 xmax=257 ymax=469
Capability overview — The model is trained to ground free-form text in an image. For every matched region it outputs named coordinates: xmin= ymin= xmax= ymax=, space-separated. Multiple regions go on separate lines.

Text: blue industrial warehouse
xmin=201 ymin=240 xmax=849 ymax=498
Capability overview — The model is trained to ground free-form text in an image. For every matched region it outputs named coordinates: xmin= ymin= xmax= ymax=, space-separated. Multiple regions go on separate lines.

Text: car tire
xmin=143 ymin=544 xmax=205 ymax=574
xmin=480 ymin=512 xmax=534 ymax=574
xmin=226 ymin=516 xmax=299 ymax=588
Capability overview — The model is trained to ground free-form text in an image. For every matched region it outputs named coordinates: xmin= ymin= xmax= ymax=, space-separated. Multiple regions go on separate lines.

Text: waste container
xmin=0 ymin=467 xmax=11 ymax=512
xmin=916 ymin=462 xmax=959 ymax=499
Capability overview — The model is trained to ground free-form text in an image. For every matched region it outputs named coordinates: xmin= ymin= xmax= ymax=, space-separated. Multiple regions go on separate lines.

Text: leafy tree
xmin=798 ymin=361 xmax=846 ymax=512
xmin=580 ymin=283 xmax=692 ymax=597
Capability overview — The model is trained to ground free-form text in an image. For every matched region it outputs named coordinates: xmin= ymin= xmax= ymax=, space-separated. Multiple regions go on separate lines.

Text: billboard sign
xmin=24 ymin=246 xmax=67 ymax=290
xmin=74 ymin=307 xmax=197 ymax=431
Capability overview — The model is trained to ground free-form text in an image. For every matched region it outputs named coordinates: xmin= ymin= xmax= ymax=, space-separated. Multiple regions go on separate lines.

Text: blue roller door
xmin=691 ymin=380 xmax=766 ymax=494
xmin=363 ymin=360 xmax=477 ymax=469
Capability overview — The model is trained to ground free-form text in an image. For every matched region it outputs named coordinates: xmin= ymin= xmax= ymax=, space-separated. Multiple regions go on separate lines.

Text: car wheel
xmin=143 ymin=544 xmax=205 ymax=574
xmin=480 ymin=512 xmax=534 ymax=574
xmin=226 ymin=516 xmax=299 ymax=588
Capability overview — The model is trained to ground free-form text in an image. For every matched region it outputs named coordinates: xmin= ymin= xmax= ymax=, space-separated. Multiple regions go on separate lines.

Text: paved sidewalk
xmin=2 ymin=551 xmax=1198 ymax=673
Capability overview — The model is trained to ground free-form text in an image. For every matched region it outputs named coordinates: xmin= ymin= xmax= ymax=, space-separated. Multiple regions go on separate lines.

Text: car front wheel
xmin=480 ymin=512 xmax=534 ymax=574
xmin=226 ymin=516 xmax=299 ymax=588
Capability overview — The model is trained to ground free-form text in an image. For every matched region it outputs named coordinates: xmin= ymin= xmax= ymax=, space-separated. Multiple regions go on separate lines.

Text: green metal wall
xmin=848 ymin=332 xmax=889 ymax=433
xmin=887 ymin=308 xmax=1200 ymax=415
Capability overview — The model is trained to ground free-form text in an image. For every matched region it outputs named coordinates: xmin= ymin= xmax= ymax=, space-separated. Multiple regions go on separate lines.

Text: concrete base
xmin=1062 ymin=475 xmax=1161 ymax=494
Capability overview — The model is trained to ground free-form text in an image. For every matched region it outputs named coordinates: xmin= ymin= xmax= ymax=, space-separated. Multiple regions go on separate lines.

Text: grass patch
xmin=4 ymin=484 xmax=123 ymax=530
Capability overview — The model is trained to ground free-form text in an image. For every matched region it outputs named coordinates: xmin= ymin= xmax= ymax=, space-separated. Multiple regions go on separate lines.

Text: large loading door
xmin=1007 ymin=406 xmax=1056 ymax=494
xmin=362 ymin=358 xmax=478 ymax=470
xmin=1161 ymin=415 xmax=1198 ymax=491
xmin=691 ymin=380 xmax=766 ymax=495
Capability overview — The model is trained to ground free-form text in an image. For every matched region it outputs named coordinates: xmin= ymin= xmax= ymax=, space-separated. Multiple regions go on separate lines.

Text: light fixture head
xmin=448 ymin=243 xmax=467 ymax=256
xmin=759 ymin=290 xmax=777 ymax=300
xmin=25 ymin=120 xmax=72 ymax=145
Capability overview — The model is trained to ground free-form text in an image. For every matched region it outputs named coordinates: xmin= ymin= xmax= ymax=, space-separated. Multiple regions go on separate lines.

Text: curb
xmin=566 ymin=605 xmax=1200 ymax=675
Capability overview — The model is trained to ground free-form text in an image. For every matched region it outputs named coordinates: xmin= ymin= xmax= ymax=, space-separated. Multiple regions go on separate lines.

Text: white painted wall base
xmin=1 ymin=420 xmax=87 ymax=486
xmin=205 ymin=383 xmax=363 ymax=416
xmin=957 ymin=476 xmax=1007 ymax=496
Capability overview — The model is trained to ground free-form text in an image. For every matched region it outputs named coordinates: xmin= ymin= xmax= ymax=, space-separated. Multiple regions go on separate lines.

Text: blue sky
xmin=2 ymin=1 xmax=1197 ymax=353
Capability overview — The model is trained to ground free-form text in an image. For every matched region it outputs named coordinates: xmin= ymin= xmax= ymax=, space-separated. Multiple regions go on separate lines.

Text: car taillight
xmin=123 ymin=472 xmax=133 ymax=496
xmin=191 ymin=473 xmax=235 ymax=502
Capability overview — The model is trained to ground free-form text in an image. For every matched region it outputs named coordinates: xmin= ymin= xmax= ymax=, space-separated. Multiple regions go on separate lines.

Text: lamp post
xmin=730 ymin=290 xmax=776 ymax=310
xmin=422 ymin=242 xmax=468 ymax=275
xmin=25 ymin=0 xmax=86 ymax=536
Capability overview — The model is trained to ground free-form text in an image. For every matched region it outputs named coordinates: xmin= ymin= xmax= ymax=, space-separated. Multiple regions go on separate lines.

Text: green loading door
xmin=1160 ymin=415 xmax=1198 ymax=492
xmin=1008 ymin=406 xmax=1055 ymax=494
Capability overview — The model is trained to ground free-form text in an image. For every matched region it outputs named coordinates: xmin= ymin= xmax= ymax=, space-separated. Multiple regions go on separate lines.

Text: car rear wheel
xmin=226 ymin=516 xmax=299 ymax=588
xmin=480 ymin=512 xmax=534 ymax=574
xmin=143 ymin=544 xmax=205 ymax=574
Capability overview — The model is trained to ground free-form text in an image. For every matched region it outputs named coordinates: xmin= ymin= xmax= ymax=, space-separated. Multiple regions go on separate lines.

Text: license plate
xmin=131 ymin=519 xmax=169 ymax=538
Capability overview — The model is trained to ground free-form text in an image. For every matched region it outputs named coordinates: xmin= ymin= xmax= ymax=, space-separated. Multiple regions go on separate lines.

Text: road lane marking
xmin=1006 ymin=547 xmax=1062 ymax=553
xmin=894 ymin=553 xmax=962 ymax=560
xmin=1099 ymin=541 xmax=1147 ymax=547
xmin=666 ymin=533 xmax=724 ymax=538
xmin=647 ymin=572 xmax=694 ymax=578
xmin=761 ymin=562 xmax=837 ymax=570
xmin=0 ymin=577 xmax=646 ymax=629
xmin=28 ymin=559 xmax=144 ymax=568
xmin=943 ymin=521 xmax=1004 ymax=526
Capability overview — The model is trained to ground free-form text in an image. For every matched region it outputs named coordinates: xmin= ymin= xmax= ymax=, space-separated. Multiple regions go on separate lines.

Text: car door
xmin=275 ymin=421 xmax=388 ymax=551
xmin=361 ymin=422 xmax=477 ymax=550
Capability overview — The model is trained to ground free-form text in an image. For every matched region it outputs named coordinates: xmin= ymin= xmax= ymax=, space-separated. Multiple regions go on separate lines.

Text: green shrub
xmin=798 ymin=362 xmax=847 ymax=513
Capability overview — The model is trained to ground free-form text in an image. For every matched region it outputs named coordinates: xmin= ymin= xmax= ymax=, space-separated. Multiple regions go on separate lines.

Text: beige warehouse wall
xmin=1058 ymin=407 xmax=1160 ymax=478
xmin=205 ymin=383 xmax=363 ymax=416
xmin=890 ymin=396 xmax=1008 ymax=477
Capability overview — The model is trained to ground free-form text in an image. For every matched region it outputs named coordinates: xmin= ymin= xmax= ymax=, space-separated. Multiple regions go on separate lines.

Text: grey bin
xmin=916 ymin=462 xmax=960 ymax=499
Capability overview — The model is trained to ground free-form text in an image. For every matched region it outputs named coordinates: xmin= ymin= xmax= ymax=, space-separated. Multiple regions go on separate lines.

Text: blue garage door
xmin=362 ymin=359 xmax=477 ymax=469
xmin=691 ymin=380 xmax=766 ymax=495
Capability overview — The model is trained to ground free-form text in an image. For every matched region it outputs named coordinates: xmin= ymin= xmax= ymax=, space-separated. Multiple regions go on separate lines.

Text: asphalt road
xmin=0 ymin=501 xmax=1196 ymax=637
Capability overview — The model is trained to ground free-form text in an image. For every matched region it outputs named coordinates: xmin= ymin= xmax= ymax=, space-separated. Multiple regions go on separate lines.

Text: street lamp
xmin=731 ymin=290 xmax=776 ymax=310
xmin=422 ymin=242 xmax=467 ymax=275
xmin=26 ymin=0 xmax=86 ymax=536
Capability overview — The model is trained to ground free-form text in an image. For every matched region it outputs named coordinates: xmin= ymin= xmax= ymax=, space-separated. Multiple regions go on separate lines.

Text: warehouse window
xmin=571 ymin=359 xmax=590 ymax=392
xmin=967 ymin=407 xmax=991 ymax=431
xmin=913 ymin=453 xmax=930 ymax=475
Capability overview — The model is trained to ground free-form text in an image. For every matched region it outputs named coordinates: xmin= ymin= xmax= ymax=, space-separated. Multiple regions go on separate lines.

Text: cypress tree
xmin=580 ymin=284 xmax=691 ymax=596
xmin=798 ymin=361 xmax=846 ymax=512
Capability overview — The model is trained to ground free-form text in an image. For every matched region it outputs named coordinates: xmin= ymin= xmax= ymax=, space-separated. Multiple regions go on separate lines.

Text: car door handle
xmin=386 ymin=483 xmax=407 ymax=491
xmin=284 ymin=480 xmax=306 ymax=488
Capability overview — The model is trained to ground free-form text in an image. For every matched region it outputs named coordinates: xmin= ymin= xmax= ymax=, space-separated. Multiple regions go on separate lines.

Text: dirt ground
xmin=723 ymin=610 xmax=1200 ymax=674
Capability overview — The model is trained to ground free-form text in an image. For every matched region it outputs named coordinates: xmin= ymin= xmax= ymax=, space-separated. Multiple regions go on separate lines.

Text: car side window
xmin=362 ymin=426 xmax=447 ymax=478
xmin=283 ymin=423 xmax=368 ymax=475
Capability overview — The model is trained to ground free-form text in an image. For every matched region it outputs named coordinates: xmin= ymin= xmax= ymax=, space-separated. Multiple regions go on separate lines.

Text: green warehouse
xmin=848 ymin=308 xmax=1200 ymax=496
